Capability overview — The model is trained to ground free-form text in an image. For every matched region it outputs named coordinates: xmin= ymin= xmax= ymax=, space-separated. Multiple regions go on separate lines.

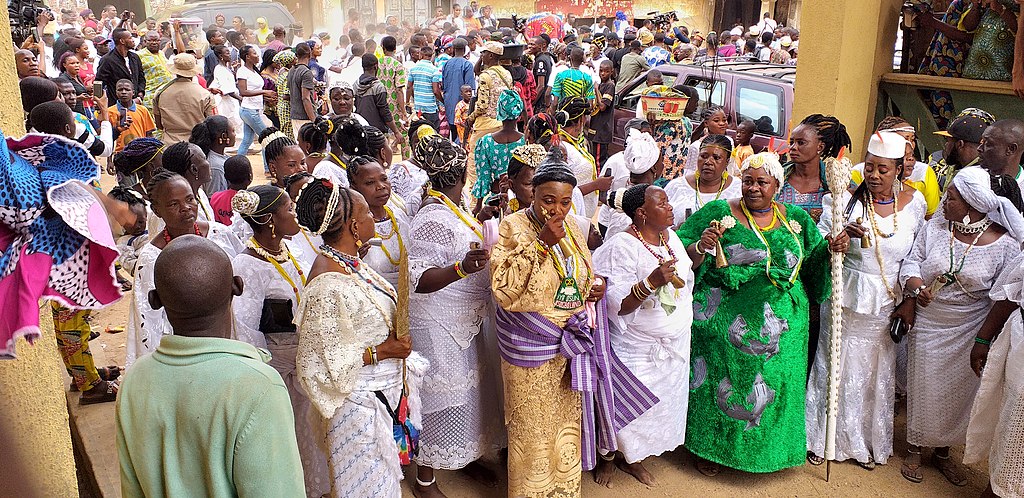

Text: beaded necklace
xmin=329 ymin=152 xmax=347 ymax=170
xmin=865 ymin=191 xmax=900 ymax=239
xmin=247 ymin=237 xmax=306 ymax=302
xmin=375 ymin=205 xmax=405 ymax=266
xmin=426 ymin=189 xmax=484 ymax=241
xmin=938 ymin=220 xmax=991 ymax=297
xmin=558 ymin=129 xmax=597 ymax=179
xmin=740 ymin=200 xmax=803 ymax=287
xmin=694 ymin=174 xmax=728 ymax=208
xmin=163 ymin=222 xmax=201 ymax=243
xmin=321 ymin=244 xmax=398 ymax=305
xmin=630 ymin=224 xmax=678 ymax=263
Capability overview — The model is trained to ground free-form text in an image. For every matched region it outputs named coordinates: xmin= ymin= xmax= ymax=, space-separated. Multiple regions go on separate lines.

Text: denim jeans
xmin=238 ymin=107 xmax=268 ymax=156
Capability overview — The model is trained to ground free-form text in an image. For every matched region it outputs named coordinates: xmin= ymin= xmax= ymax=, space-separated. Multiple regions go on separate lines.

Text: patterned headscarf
xmin=496 ymin=89 xmax=524 ymax=122
xmin=273 ymin=50 xmax=296 ymax=66
xmin=511 ymin=144 xmax=547 ymax=168
xmin=414 ymin=134 xmax=467 ymax=189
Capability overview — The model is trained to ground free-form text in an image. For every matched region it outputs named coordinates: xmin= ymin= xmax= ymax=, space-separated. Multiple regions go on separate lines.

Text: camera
xmin=8 ymin=0 xmax=53 ymax=45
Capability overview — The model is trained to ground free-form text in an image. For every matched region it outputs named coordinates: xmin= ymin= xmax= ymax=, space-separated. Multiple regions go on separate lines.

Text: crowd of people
xmin=4 ymin=5 xmax=1024 ymax=498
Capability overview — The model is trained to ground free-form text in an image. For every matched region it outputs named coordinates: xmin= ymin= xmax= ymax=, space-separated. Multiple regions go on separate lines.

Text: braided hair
xmin=332 ymin=117 xmax=368 ymax=155
xmin=799 ymin=114 xmax=852 ymax=160
xmin=527 ymin=113 xmax=561 ymax=147
xmin=992 ymin=174 xmax=1024 ymax=213
xmin=258 ymin=127 xmax=299 ymax=165
xmin=363 ymin=126 xmax=388 ymax=162
xmin=415 ymin=135 xmax=467 ymax=190
xmin=189 ymin=115 xmax=231 ymax=155
xmin=345 ymin=155 xmax=380 ymax=188
xmin=146 ymin=169 xmax=188 ymax=203
xmin=294 ymin=178 xmax=354 ymax=241
xmin=298 ymin=117 xmax=332 ymax=154
xmin=608 ymin=183 xmax=652 ymax=218
xmin=531 ymin=147 xmax=577 ymax=187
xmin=701 ymin=133 xmax=734 ymax=156
xmin=231 ymin=184 xmax=288 ymax=231
xmin=113 ymin=137 xmax=164 ymax=177
xmin=555 ymin=97 xmax=589 ymax=127
xmin=284 ymin=172 xmax=313 ymax=195
xmin=876 ymin=116 xmax=910 ymax=132
xmin=107 ymin=186 xmax=146 ymax=206
xmin=692 ymin=105 xmax=728 ymax=138
xmin=161 ymin=141 xmax=198 ymax=177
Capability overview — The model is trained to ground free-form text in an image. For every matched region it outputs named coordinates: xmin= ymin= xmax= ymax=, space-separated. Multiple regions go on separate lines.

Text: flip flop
xmin=79 ymin=380 xmax=118 ymax=405
xmin=807 ymin=453 xmax=824 ymax=466
xmin=932 ymin=454 xmax=968 ymax=486
xmin=88 ymin=330 xmax=100 ymax=341
xmin=901 ymin=451 xmax=923 ymax=483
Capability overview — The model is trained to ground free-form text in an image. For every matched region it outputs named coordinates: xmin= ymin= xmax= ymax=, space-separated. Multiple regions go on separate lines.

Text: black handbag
xmin=259 ymin=298 xmax=296 ymax=334
xmin=889 ymin=316 xmax=908 ymax=344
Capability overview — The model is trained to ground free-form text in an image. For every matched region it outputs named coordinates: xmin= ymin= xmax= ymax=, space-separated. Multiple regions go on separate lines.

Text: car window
xmin=617 ymin=74 xmax=677 ymax=110
xmin=735 ymin=80 xmax=785 ymax=136
xmin=681 ymin=76 xmax=725 ymax=116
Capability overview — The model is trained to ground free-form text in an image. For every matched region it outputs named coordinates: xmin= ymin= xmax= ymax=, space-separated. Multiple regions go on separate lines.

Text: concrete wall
xmin=0 ymin=6 xmax=81 ymax=497
xmin=791 ymin=0 xmax=902 ymax=155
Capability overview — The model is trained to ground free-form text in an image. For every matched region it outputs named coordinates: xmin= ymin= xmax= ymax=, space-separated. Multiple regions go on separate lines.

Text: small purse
xmin=259 ymin=298 xmax=296 ymax=334
xmin=374 ymin=383 xmax=419 ymax=465
xmin=889 ymin=315 xmax=908 ymax=344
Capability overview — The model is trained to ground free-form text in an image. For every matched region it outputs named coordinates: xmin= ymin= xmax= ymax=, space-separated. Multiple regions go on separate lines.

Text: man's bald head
xmin=149 ymin=235 xmax=242 ymax=338
xmin=979 ymin=119 xmax=1024 ymax=176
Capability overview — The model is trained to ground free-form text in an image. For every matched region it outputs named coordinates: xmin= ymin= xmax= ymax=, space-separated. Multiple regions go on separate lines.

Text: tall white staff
xmin=823 ymin=151 xmax=852 ymax=482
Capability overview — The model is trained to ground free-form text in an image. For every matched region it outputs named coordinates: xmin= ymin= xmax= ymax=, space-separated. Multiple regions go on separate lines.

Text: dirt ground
xmin=73 ymin=158 xmax=993 ymax=497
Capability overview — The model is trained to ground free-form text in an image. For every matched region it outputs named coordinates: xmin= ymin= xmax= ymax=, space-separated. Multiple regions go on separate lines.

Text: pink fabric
xmin=0 ymin=248 xmax=50 ymax=358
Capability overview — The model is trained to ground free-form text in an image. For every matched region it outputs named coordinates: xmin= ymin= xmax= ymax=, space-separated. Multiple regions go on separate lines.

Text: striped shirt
xmin=408 ymin=60 xmax=442 ymax=113
xmin=551 ymin=68 xmax=596 ymax=101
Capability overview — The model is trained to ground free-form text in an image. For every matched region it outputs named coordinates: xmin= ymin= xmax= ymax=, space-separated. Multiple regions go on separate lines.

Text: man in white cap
xmin=153 ymin=53 xmax=215 ymax=144
xmin=464 ymin=41 xmax=512 ymax=200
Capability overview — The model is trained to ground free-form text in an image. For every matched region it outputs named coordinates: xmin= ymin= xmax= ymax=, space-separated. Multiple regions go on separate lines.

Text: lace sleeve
xmin=592 ymin=234 xmax=642 ymax=319
xmin=125 ymin=246 xmax=167 ymax=369
xmin=408 ymin=217 xmax=457 ymax=291
xmin=230 ymin=256 xmax=270 ymax=349
xmin=296 ymin=277 xmax=366 ymax=419
xmin=900 ymin=217 xmax=933 ymax=287
xmin=490 ymin=214 xmax=550 ymax=310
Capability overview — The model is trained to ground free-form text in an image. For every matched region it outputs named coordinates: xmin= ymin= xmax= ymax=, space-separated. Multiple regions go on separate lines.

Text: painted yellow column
xmin=0 ymin=7 xmax=80 ymax=497
xmin=791 ymin=0 xmax=902 ymax=154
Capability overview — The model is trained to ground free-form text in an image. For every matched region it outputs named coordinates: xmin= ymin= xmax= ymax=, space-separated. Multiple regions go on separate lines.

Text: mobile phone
xmin=486 ymin=194 xmax=502 ymax=207
xmin=93 ymin=81 xmax=103 ymax=97
xmin=470 ymin=242 xmax=481 ymax=250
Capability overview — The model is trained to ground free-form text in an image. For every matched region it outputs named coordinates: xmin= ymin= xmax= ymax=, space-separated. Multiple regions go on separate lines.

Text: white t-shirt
xmin=236 ymin=66 xmax=265 ymax=110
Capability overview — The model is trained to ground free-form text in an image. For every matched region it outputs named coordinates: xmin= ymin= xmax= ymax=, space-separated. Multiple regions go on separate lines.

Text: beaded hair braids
xmin=345 ymin=155 xmax=380 ymax=187
xmin=415 ymin=134 xmax=467 ymax=190
xmin=258 ymin=127 xmax=298 ymax=165
xmin=332 ymin=117 xmax=368 ymax=155
xmin=295 ymin=178 xmax=353 ymax=241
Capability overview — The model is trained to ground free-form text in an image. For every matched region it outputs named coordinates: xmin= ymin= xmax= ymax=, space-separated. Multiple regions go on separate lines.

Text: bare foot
xmin=411 ymin=480 xmax=447 ymax=498
xmin=617 ymin=459 xmax=657 ymax=486
xmin=461 ymin=460 xmax=499 ymax=488
xmin=696 ymin=457 xmax=720 ymax=477
xmin=593 ymin=457 xmax=616 ymax=487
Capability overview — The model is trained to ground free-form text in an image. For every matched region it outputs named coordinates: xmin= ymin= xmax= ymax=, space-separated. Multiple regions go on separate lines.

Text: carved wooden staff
xmin=823 ymin=151 xmax=852 ymax=482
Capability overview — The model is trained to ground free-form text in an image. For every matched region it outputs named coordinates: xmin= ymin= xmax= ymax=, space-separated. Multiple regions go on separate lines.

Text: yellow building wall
xmin=0 ymin=7 xmax=81 ymax=498
xmin=791 ymin=0 xmax=902 ymax=155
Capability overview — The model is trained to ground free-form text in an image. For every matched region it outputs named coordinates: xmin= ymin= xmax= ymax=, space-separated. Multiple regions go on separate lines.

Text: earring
xmin=269 ymin=223 xmax=276 ymax=239
xmin=962 ymin=214 xmax=971 ymax=224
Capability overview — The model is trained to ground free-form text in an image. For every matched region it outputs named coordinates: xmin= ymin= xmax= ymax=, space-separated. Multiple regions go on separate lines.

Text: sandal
xmin=80 ymin=380 xmax=118 ymax=405
xmin=807 ymin=452 xmax=824 ymax=466
xmin=88 ymin=330 xmax=101 ymax=341
xmin=932 ymin=453 xmax=968 ymax=487
xmin=97 ymin=366 xmax=121 ymax=382
xmin=696 ymin=457 xmax=720 ymax=477
xmin=858 ymin=458 xmax=876 ymax=470
xmin=901 ymin=449 xmax=923 ymax=483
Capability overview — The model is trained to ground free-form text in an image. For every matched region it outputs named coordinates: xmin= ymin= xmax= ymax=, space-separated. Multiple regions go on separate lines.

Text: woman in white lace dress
xmin=228 ymin=185 xmax=330 ymax=497
xmin=893 ymin=167 xmax=1024 ymax=486
xmin=125 ymin=171 xmax=240 ymax=368
xmin=664 ymin=134 xmax=741 ymax=228
xmin=592 ymin=183 xmax=694 ymax=486
xmin=806 ymin=132 xmax=926 ymax=469
xmin=406 ymin=134 xmax=505 ymax=497
xmin=966 ymin=252 xmax=1024 ymax=498
xmin=293 ymin=178 xmax=426 ymax=497
xmin=345 ymin=156 xmax=410 ymax=288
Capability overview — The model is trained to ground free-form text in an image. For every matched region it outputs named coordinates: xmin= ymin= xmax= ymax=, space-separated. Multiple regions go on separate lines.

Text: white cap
xmin=867 ymin=131 xmax=908 ymax=160
xmin=730 ymin=26 xmax=743 ymax=37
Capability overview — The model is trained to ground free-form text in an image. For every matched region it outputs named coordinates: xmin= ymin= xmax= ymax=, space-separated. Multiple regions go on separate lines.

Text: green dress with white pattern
xmin=676 ymin=199 xmax=830 ymax=472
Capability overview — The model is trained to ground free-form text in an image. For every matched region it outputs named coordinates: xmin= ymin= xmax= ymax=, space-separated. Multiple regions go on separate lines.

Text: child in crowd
xmin=209 ymin=155 xmax=253 ymax=225
xmin=107 ymin=186 xmax=149 ymax=282
xmin=732 ymin=119 xmax=756 ymax=170
xmin=107 ymin=79 xmax=156 ymax=152
xmin=454 ymin=84 xmax=472 ymax=145
xmin=587 ymin=59 xmax=616 ymax=169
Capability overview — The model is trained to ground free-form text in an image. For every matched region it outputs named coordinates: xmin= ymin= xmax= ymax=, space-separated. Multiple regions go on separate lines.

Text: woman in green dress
xmin=676 ymin=152 xmax=849 ymax=475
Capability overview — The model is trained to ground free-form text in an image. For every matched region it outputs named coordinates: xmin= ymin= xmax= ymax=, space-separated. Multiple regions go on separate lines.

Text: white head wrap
xmin=740 ymin=152 xmax=785 ymax=185
xmin=624 ymin=129 xmax=659 ymax=174
xmin=952 ymin=167 xmax=1024 ymax=243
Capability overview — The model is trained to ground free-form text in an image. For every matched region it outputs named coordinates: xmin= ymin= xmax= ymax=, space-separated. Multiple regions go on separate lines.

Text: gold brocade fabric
xmin=491 ymin=210 xmax=593 ymax=497
xmin=490 ymin=210 xmax=594 ymax=328
xmin=502 ymin=355 xmax=582 ymax=498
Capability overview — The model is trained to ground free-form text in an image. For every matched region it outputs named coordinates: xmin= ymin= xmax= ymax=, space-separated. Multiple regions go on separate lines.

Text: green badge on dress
xmin=553 ymin=277 xmax=583 ymax=311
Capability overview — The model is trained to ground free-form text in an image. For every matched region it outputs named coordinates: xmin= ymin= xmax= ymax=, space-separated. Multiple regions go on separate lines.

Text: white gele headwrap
xmin=866 ymin=131 xmax=908 ymax=160
xmin=740 ymin=152 xmax=784 ymax=184
xmin=623 ymin=128 xmax=659 ymax=174
xmin=952 ymin=166 xmax=1024 ymax=244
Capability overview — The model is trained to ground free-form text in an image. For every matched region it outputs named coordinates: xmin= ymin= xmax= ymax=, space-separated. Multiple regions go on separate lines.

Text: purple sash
xmin=495 ymin=299 xmax=659 ymax=471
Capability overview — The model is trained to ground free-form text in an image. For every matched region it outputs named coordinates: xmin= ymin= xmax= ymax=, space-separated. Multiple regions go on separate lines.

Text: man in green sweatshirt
xmin=115 ymin=235 xmax=304 ymax=497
